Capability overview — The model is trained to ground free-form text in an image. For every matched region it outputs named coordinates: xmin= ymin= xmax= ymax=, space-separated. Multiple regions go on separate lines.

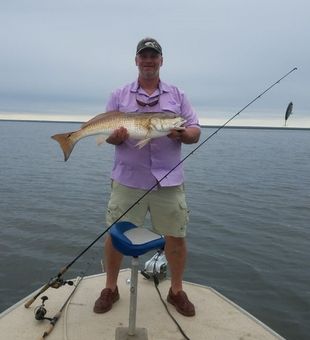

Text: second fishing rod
xmin=24 ymin=66 xmax=297 ymax=308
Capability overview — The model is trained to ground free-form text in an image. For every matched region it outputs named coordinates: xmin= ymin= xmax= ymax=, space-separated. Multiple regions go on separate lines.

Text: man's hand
xmin=168 ymin=127 xmax=200 ymax=144
xmin=106 ymin=127 xmax=129 ymax=145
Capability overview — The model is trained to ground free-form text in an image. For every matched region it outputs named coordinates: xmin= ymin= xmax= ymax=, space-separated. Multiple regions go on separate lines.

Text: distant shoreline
xmin=1 ymin=118 xmax=309 ymax=130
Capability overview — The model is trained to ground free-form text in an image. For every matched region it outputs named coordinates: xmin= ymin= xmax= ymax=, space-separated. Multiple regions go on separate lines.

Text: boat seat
xmin=110 ymin=221 xmax=165 ymax=340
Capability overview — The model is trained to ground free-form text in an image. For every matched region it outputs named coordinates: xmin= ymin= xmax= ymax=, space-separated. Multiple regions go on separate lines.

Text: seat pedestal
xmin=115 ymin=257 xmax=148 ymax=340
xmin=110 ymin=222 xmax=165 ymax=340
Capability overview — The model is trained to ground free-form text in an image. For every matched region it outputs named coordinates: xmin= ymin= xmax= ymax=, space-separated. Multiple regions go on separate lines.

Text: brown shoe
xmin=167 ymin=288 xmax=195 ymax=317
xmin=93 ymin=286 xmax=120 ymax=313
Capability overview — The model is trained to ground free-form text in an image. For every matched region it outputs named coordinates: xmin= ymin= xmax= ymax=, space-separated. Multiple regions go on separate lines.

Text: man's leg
xmin=104 ymin=234 xmax=123 ymax=290
xmin=164 ymin=235 xmax=187 ymax=293
xmin=165 ymin=235 xmax=195 ymax=316
xmin=93 ymin=234 xmax=122 ymax=313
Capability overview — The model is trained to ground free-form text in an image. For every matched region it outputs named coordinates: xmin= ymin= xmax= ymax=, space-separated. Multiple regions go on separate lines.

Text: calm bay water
xmin=0 ymin=120 xmax=309 ymax=339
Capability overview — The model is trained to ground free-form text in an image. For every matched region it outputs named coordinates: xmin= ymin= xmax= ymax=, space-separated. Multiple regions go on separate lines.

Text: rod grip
xmin=41 ymin=323 xmax=54 ymax=339
xmin=24 ymin=296 xmax=36 ymax=309
xmin=59 ymin=266 xmax=68 ymax=275
xmin=24 ymin=283 xmax=50 ymax=308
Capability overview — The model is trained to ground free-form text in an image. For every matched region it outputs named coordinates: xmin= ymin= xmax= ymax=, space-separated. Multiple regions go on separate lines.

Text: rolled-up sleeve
xmin=106 ymin=90 xmax=120 ymax=111
xmin=180 ymin=93 xmax=200 ymax=129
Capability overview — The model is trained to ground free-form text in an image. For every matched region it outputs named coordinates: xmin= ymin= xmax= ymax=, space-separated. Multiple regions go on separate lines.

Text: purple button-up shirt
xmin=106 ymin=80 xmax=200 ymax=189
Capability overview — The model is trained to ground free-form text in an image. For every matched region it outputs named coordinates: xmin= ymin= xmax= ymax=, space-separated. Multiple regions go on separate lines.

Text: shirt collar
xmin=130 ymin=79 xmax=170 ymax=94
xmin=159 ymin=81 xmax=170 ymax=94
xmin=130 ymin=80 xmax=140 ymax=93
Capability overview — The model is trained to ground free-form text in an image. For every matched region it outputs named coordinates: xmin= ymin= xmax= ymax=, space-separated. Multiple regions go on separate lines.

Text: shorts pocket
xmin=106 ymin=202 xmax=121 ymax=225
xmin=178 ymin=199 xmax=189 ymax=224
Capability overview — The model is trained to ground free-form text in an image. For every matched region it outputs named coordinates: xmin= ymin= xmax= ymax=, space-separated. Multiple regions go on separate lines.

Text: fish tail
xmin=51 ymin=132 xmax=76 ymax=161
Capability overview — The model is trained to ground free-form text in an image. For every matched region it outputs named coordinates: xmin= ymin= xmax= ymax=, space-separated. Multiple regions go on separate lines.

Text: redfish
xmin=51 ymin=111 xmax=186 ymax=161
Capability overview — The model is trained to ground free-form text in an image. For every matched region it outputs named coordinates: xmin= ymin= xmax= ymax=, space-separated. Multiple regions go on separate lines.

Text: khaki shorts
xmin=106 ymin=181 xmax=189 ymax=237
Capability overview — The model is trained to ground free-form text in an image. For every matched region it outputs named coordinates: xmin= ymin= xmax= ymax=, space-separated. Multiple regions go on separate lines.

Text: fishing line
xmin=25 ymin=67 xmax=297 ymax=307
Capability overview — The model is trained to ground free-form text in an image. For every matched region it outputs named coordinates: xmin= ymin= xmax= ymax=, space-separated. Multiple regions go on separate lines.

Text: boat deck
xmin=0 ymin=269 xmax=284 ymax=340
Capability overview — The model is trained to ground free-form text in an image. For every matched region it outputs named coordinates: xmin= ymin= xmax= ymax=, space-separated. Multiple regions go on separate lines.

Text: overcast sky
xmin=0 ymin=0 xmax=309 ymax=126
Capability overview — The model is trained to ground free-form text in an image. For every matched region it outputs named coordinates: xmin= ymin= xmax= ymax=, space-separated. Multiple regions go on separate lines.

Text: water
xmin=0 ymin=121 xmax=309 ymax=340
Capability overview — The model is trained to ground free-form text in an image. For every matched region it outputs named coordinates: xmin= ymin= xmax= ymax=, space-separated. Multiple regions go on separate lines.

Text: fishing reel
xmin=34 ymin=296 xmax=52 ymax=321
xmin=141 ymin=250 xmax=167 ymax=282
xmin=49 ymin=275 xmax=74 ymax=289
xmin=33 ymin=277 xmax=73 ymax=320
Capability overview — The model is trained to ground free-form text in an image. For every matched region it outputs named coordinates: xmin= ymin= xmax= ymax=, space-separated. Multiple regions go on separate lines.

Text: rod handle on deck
xmin=24 ymin=283 xmax=50 ymax=308
xmin=39 ymin=312 xmax=61 ymax=339
xmin=38 ymin=324 xmax=54 ymax=339
xmin=24 ymin=296 xmax=36 ymax=309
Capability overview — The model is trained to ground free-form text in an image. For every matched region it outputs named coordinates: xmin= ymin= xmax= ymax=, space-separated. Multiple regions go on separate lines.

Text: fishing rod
xmin=24 ymin=66 xmax=297 ymax=308
xmin=37 ymin=276 xmax=83 ymax=339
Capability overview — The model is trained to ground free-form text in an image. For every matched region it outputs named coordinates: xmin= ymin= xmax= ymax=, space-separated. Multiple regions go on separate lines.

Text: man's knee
xmin=164 ymin=236 xmax=187 ymax=255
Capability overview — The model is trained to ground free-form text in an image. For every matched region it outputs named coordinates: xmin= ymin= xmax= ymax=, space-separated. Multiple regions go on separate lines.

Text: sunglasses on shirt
xmin=136 ymin=94 xmax=160 ymax=107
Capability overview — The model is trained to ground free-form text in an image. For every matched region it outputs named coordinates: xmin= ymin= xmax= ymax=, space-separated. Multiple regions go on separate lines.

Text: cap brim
xmin=136 ymin=46 xmax=162 ymax=55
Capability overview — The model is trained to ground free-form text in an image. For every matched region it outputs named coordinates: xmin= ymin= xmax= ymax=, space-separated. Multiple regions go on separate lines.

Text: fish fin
xmin=96 ymin=135 xmax=106 ymax=145
xmin=135 ymin=138 xmax=152 ymax=149
xmin=51 ymin=132 xmax=76 ymax=161
xmin=81 ymin=111 xmax=124 ymax=128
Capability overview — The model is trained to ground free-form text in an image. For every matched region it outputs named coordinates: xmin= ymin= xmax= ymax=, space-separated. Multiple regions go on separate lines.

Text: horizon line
xmin=1 ymin=117 xmax=309 ymax=131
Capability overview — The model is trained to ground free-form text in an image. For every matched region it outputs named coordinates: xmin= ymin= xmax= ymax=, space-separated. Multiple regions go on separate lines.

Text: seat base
xmin=115 ymin=327 xmax=148 ymax=340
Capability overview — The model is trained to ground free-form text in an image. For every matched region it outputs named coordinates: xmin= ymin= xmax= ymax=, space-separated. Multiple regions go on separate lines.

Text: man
xmin=93 ymin=37 xmax=201 ymax=317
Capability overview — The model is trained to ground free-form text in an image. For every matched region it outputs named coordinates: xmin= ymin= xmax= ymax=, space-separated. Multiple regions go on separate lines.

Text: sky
xmin=0 ymin=0 xmax=309 ymax=127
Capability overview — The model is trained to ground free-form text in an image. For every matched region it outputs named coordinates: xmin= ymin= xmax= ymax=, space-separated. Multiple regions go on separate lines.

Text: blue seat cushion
xmin=110 ymin=221 xmax=165 ymax=257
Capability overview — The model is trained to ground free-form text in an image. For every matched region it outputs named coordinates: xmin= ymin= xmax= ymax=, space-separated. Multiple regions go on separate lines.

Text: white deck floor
xmin=0 ymin=269 xmax=285 ymax=340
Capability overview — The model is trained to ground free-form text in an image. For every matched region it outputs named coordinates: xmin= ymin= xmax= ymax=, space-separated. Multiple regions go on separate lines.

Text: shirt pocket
xmin=160 ymin=103 xmax=182 ymax=115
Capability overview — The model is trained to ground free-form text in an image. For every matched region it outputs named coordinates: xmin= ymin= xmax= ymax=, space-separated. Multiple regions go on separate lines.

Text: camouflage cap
xmin=136 ymin=38 xmax=162 ymax=55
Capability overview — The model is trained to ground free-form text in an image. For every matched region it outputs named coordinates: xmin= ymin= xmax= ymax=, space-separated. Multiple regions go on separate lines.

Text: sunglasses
xmin=136 ymin=94 xmax=160 ymax=107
